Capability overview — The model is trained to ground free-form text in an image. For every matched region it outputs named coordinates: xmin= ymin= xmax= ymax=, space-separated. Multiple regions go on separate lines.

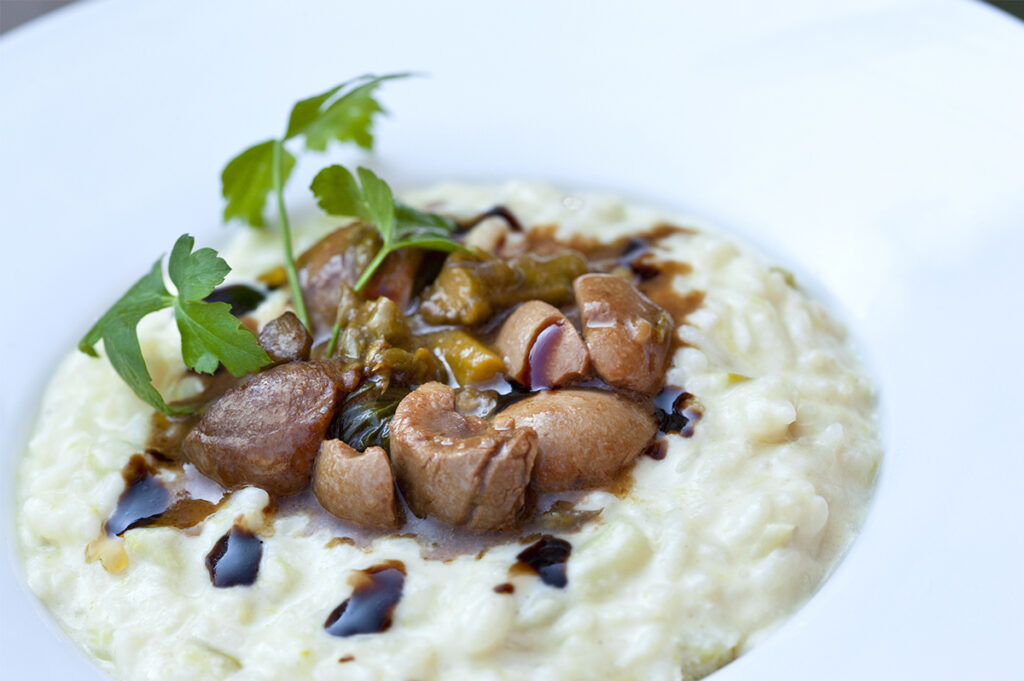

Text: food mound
xmin=178 ymin=214 xmax=673 ymax=532
xmin=17 ymin=183 xmax=881 ymax=681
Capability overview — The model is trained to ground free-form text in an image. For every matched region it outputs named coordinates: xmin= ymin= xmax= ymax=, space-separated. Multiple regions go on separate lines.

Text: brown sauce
xmin=522 ymin=222 xmax=694 ymax=264
xmin=324 ymin=560 xmax=406 ymax=637
xmin=105 ymin=455 xmax=224 ymax=537
xmin=136 ymin=213 xmax=705 ymax=560
xmin=146 ymin=412 xmax=200 ymax=462
xmin=534 ymin=500 xmax=602 ymax=532
xmin=206 ymin=524 xmax=263 ymax=587
xmin=511 ymin=535 xmax=572 ymax=588
xmin=493 ymin=582 xmax=515 ymax=594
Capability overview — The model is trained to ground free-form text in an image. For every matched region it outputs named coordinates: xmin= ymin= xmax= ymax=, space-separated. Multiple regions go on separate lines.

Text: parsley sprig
xmin=310 ymin=165 xmax=464 ymax=357
xmin=81 ymin=74 xmax=465 ymax=414
xmin=79 ymin=235 xmax=271 ymax=415
xmin=221 ymin=73 xmax=410 ymax=330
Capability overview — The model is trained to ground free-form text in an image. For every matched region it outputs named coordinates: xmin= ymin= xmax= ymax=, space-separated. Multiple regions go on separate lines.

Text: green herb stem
xmin=272 ymin=139 xmax=310 ymax=331
xmin=325 ymin=322 xmax=342 ymax=359
xmin=353 ymin=246 xmax=390 ymax=293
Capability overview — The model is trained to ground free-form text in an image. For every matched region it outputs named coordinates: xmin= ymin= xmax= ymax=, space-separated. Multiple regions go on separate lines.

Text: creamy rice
xmin=17 ymin=182 xmax=881 ymax=681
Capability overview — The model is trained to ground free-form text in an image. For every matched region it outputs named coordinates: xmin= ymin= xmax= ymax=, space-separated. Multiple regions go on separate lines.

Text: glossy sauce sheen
xmin=524 ymin=322 xmax=564 ymax=389
xmin=656 ymin=389 xmax=703 ymax=438
xmin=105 ymin=455 xmax=223 ymax=536
xmin=512 ymin=536 xmax=572 ymax=588
xmin=105 ymin=455 xmax=170 ymax=536
xmin=206 ymin=524 xmax=263 ymax=587
xmin=325 ymin=561 xmax=407 ymax=637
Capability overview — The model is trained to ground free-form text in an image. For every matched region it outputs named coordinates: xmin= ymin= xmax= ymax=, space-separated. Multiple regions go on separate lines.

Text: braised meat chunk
xmin=183 ymin=362 xmax=343 ymax=496
xmin=298 ymin=224 xmax=421 ymax=333
xmin=493 ymin=389 xmax=657 ymax=492
xmin=313 ymin=440 xmax=402 ymax=529
xmin=258 ymin=311 xmax=312 ymax=364
xmin=495 ymin=300 xmax=589 ymax=389
xmin=574 ymin=274 xmax=674 ymax=395
xmin=389 ymin=383 xmax=538 ymax=530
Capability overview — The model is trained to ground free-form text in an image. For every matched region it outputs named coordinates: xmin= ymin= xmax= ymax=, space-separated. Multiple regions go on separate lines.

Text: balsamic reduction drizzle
xmin=104 ymin=454 xmax=223 ymax=537
xmin=203 ymin=284 xmax=266 ymax=316
xmin=656 ymin=390 xmax=702 ymax=438
xmin=457 ymin=205 xmax=524 ymax=233
xmin=206 ymin=524 xmax=263 ymax=587
xmin=105 ymin=455 xmax=171 ymax=536
xmin=513 ymin=536 xmax=572 ymax=588
xmin=325 ymin=561 xmax=407 ymax=637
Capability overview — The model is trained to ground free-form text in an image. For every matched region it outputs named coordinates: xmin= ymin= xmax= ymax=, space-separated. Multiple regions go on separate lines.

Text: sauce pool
xmin=325 ymin=561 xmax=407 ymax=637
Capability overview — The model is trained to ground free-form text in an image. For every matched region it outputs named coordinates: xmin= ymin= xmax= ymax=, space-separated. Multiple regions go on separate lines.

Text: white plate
xmin=2 ymin=0 xmax=1022 ymax=678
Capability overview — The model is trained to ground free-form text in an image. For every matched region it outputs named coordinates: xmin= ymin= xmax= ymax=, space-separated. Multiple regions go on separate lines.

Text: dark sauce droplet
xmin=493 ymin=582 xmax=515 ymax=595
xmin=104 ymin=455 xmax=226 ymax=536
xmin=338 ymin=655 xmax=355 ymax=663
xmin=619 ymin=237 xmax=649 ymax=260
xmin=457 ymin=205 xmax=524 ymax=233
xmin=204 ymin=284 xmax=266 ymax=317
xmin=105 ymin=455 xmax=171 ymax=536
xmin=629 ymin=256 xmax=663 ymax=282
xmin=642 ymin=439 xmax=668 ymax=460
xmin=513 ymin=536 xmax=572 ymax=588
xmin=325 ymin=561 xmax=406 ymax=637
xmin=656 ymin=389 xmax=703 ymax=438
xmin=206 ymin=524 xmax=263 ymax=587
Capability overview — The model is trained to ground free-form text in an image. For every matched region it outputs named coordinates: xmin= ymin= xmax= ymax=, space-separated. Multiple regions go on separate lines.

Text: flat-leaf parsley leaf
xmin=219 ymin=73 xmax=412 ymax=331
xmin=79 ymin=234 xmax=271 ymax=415
xmin=310 ymin=165 xmax=465 ymax=357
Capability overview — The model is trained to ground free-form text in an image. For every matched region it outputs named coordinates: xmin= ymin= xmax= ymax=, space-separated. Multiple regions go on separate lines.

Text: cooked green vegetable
xmin=423 ymin=330 xmax=504 ymax=385
xmin=419 ymin=250 xmax=588 ymax=325
xmin=329 ymin=284 xmax=412 ymax=361
xmin=312 ymin=165 xmax=466 ymax=356
xmin=331 ymin=384 xmax=408 ymax=453
xmin=366 ymin=346 xmax=445 ymax=388
xmin=221 ymin=74 xmax=411 ymax=330
xmin=79 ymin=234 xmax=271 ymax=415
xmin=311 ymin=165 xmax=464 ymax=288
xmin=324 ymin=283 xmax=443 ymax=388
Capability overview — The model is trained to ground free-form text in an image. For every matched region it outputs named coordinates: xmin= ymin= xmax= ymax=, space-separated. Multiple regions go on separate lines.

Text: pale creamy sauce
xmin=17 ymin=182 xmax=881 ymax=681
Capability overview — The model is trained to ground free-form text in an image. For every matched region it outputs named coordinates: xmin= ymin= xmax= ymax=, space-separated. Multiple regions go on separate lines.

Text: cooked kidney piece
xmin=390 ymin=382 xmax=539 ymax=530
xmin=495 ymin=300 xmax=589 ymax=389
xmin=313 ymin=440 xmax=402 ymax=529
xmin=574 ymin=273 xmax=674 ymax=395
xmin=183 ymin=362 xmax=344 ymax=496
xmin=494 ymin=389 xmax=657 ymax=492
xmin=170 ymin=214 xmax=684 ymax=532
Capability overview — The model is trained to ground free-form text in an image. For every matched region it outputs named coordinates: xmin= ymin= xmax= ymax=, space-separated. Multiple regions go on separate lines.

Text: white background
xmin=1 ymin=0 xmax=1022 ymax=679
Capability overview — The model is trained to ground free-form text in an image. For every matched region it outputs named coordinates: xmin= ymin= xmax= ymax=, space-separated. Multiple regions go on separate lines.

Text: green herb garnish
xmin=310 ymin=165 xmax=464 ymax=357
xmin=220 ymin=73 xmax=411 ymax=330
xmin=82 ymin=74 xmax=461 ymax=412
xmin=79 ymin=234 xmax=271 ymax=415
